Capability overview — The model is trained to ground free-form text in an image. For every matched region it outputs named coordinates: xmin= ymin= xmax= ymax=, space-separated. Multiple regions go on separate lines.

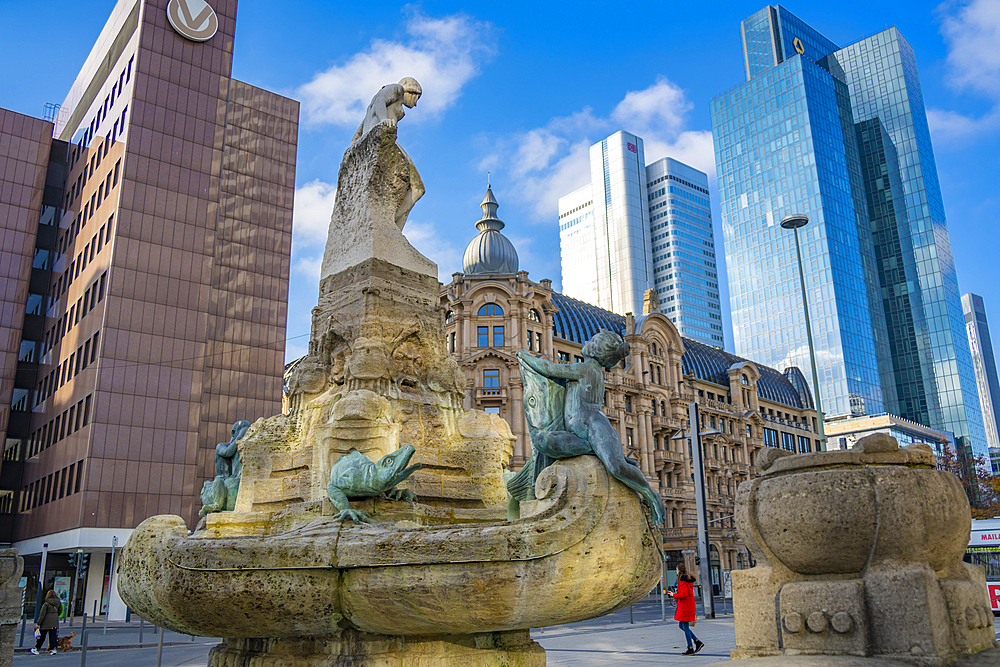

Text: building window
xmin=626 ymin=428 xmax=634 ymax=447
xmin=764 ymin=428 xmax=778 ymax=448
xmin=478 ymin=326 xmax=488 ymax=347
xmin=528 ymin=309 xmax=541 ymax=322
xmin=493 ymin=326 xmax=504 ymax=347
xmin=483 ymin=369 xmax=500 ymax=394
xmin=478 ymin=303 xmax=503 ymax=316
xmin=656 ymin=366 xmax=662 ymax=384
xmin=798 ymin=435 xmax=811 ymax=453
xmin=484 ymin=406 xmax=500 ymax=414
xmin=575 ymin=355 xmax=584 ymax=363
xmin=449 ymin=332 xmax=456 ymax=353
xmin=746 ymin=424 xmax=753 ymax=438
xmin=625 ymin=395 xmax=633 ymax=413
xmin=558 ymin=351 xmax=570 ymax=362
xmin=527 ymin=331 xmax=534 ymax=351
xmin=781 ymin=432 xmax=795 ymax=452
xmin=535 ymin=331 xmax=542 ymax=352
xmin=652 ymin=400 xmax=657 ymax=416
xmin=445 ymin=310 xmax=454 ymax=323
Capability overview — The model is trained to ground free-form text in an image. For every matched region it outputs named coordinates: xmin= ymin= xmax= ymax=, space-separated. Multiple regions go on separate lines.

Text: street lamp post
xmin=780 ymin=214 xmax=827 ymax=451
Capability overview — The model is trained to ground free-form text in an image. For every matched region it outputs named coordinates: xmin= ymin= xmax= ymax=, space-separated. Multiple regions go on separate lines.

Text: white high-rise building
xmin=558 ymin=132 xmax=722 ymax=345
xmin=963 ymin=293 xmax=1000 ymax=453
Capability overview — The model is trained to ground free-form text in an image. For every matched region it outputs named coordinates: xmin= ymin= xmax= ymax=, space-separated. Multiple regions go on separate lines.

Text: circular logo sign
xmin=167 ymin=0 xmax=218 ymax=42
xmin=793 ymin=37 xmax=805 ymax=55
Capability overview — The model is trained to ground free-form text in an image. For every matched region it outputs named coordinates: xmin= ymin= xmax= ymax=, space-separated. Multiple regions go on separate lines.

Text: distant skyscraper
xmin=558 ymin=132 xmax=722 ymax=345
xmin=711 ymin=5 xmax=987 ymax=461
xmin=963 ymin=294 xmax=1000 ymax=452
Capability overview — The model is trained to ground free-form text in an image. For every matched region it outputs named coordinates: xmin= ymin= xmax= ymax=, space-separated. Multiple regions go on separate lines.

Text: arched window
xmin=445 ymin=310 xmax=454 ymax=324
xmin=478 ymin=303 xmax=503 ymax=316
xmin=741 ymin=373 xmax=749 ymax=385
xmin=528 ymin=309 xmax=541 ymax=322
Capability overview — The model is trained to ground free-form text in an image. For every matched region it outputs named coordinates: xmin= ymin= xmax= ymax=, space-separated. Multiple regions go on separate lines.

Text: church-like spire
xmin=475 ymin=186 xmax=505 ymax=233
xmin=462 ymin=184 xmax=518 ymax=275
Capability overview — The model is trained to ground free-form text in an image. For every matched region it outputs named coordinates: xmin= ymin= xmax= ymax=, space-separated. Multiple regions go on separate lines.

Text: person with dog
xmin=32 ymin=589 xmax=61 ymax=655
xmin=672 ymin=564 xmax=704 ymax=655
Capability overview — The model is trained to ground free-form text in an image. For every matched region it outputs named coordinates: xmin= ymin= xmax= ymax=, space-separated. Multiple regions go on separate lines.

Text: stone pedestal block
xmin=207 ymin=630 xmax=545 ymax=667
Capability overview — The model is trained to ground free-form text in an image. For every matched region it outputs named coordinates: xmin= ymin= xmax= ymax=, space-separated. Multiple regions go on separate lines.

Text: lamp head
xmin=780 ymin=214 xmax=809 ymax=230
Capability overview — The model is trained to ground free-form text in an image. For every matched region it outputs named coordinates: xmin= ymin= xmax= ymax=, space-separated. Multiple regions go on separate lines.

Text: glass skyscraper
xmin=558 ymin=132 xmax=722 ymax=345
xmin=711 ymin=5 xmax=987 ymax=460
xmin=963 ymin=294 xmax=1000 ymax=452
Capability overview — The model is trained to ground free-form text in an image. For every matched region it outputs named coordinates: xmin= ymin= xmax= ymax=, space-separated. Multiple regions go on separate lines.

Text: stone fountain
xmin=117 ymin=80 xmax=662 ymax=666
xmin=709 ymin=433 xmax=999 ymax=667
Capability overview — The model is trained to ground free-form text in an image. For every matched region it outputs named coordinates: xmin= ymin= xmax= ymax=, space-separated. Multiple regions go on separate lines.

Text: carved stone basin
xmin=118 ymin=455 xmax=660 ymax=639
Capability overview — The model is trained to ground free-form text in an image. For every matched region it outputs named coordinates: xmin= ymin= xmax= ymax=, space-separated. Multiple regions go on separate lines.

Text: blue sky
xmin=2 ymin=1 xmax=999 ymax=367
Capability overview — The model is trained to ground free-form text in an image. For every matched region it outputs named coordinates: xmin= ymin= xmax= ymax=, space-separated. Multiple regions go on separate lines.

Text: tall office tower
xmin=646 ymin=158 xmax=722 ymax=345
xmin=711 ymin=5 xmax=987 ymax=460
xmin=963 ymin=294 xmax=1000 ymax=452
xmin=0 ymin=0 xmax=297 ymax=618
xmin=558 ymin=131 xmax=651 ymax=320
xmin=558 ymin=133 xmax=723 ymax=346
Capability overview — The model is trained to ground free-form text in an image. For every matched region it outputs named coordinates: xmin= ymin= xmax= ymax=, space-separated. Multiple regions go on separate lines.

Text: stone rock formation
xmin=0 ymin=550 xmax=23 ymax=667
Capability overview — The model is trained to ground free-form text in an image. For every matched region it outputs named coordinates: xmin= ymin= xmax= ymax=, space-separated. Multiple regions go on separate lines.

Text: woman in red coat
xmin=672 ymin=564 xmax=704 ymax=655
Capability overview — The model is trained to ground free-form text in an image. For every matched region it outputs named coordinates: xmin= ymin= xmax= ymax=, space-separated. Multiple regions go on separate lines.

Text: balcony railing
xmin=476 ymin=387 xmax=506 ymax=400
xmin=654 ymin=449 xmax=684 ymax=464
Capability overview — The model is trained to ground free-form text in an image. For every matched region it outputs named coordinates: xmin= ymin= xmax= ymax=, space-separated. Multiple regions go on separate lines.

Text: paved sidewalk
xmin=534 ymin=599 xmax=737 ymax=666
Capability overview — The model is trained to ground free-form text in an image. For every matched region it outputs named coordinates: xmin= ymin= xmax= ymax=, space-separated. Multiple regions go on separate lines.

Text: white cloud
xmin=479 ymin=76 xmax=714 ymax=221
xmin=401 ymin=218 xmax=464 ymax=281
xmin=292 ymin=179 xmax=337 ymax=249
xmin=929 ymin=0 xmax=1000 ymax=142
xmin=297 ymin=11 xmax=495 ymax=126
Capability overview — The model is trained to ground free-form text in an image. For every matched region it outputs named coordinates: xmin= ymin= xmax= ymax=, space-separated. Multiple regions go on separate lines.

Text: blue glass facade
xmin=711 ymin=54 xmax=889 ymax=420
xmin=713 ymin=5 xmax=987 ymax=459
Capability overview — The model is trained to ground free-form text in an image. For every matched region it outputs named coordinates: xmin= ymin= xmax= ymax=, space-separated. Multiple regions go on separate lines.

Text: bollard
xmin=154 ymin=622 xmax=159 ymax=635
xmin=79 ymin=629 xmax=89 ymax=667
xmin=156 ymin=624 xmax=164 ymax=667
xmin=629 ymin=605 xmax=634 ymax=624
xmin=18 ymin=614 xmax=26 ymax=647
xmin=81 ymin=612 xmax=87 ymax=635
xmin=138 ymin=617 xmax=144 ymax=646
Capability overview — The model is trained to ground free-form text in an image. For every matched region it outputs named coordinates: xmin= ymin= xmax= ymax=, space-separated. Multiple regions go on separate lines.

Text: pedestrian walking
xmin=31 ymin=589 xmax=61 ymax=655
xmin=672 ymin=564 xmax=704 ymax=655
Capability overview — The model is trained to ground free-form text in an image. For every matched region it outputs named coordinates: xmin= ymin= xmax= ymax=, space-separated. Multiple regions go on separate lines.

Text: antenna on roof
xmin=488 ymin=171 xmax=491 ymax=188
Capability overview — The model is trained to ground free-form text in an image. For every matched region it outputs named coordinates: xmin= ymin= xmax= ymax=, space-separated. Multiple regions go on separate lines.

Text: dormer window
xmin=528 ymin=309 xmax=541 ymax=322
xmin=445 ymin=310 xmax=454 ymax=323
xmin=741 ymin=373 xmax=750 ymax=385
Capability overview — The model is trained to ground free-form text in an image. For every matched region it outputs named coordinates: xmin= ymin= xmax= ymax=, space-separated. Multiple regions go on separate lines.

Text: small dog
xmin=57 ymin=631 xmax=76 ymax=652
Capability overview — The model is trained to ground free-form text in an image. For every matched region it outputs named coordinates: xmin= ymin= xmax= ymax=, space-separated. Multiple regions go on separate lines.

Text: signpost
xmin=103 ymin=537 xmax=117 ymax=634
xmin=689 ymin=402 xmax=715 ymax=619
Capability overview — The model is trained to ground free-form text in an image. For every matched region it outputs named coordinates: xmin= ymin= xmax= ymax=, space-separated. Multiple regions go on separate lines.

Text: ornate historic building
xmin=441 ymin=187 xmax=820 ymax=589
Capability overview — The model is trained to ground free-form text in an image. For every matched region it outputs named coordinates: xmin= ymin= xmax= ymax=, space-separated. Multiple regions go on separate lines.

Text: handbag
xmin=33 ymin=626 xmax=40 ymax=639
xmin=690 ymin=616 xmax=698 ymax=627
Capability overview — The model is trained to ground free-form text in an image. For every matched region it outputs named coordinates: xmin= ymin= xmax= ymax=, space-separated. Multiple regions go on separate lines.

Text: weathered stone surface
xmin=320 ymin=121 xmax=434 ymax=280
xmin=0 ymin=549 xmax=23 ymax=667
xmin=207 ymin=629 xmax=545 ymax=667
xmin=118 ymin=456 xmax=661 ymax=640
xmin=731 ymin=434 xmax=998 ymax=665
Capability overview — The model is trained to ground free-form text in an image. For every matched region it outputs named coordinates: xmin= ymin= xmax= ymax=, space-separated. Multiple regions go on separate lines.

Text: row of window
xmin=28 ymin=393 xmax=93 ymax=460
xmin=20 ymin=460 xmax=84 ymax=512
xmin=38 ymin=331 xmax=100 ymax=406
xmin=47 ymin=271 xmax=107 ymax=351
xmin=72 ymin=55 xmax=133 ymax=160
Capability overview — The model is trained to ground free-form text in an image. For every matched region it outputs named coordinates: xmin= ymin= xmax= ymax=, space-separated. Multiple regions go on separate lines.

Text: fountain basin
xmin=118 ymin=455 xmax=661 ymax=638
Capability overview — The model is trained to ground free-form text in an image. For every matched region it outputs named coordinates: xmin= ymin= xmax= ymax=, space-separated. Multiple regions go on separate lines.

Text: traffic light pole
xmin=689 ymin=402 xmax=715 ymax=619
xmin=69 ymin=549 xmax=82 ymax=623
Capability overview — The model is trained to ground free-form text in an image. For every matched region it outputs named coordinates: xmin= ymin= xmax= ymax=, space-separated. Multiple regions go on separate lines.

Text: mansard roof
xmin=548 ymin=292 xmax=808 ymax=409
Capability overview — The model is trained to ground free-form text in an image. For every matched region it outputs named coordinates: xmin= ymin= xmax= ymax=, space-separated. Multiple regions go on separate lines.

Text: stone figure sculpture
xmin=326 ymin=444 xmax=422 ymax=523
xmin=199 ymin=420 xmax=251 ymax=516
xmin=350 ymin=77 xmax=424 ymax=231
xmin=513 ymin=330 xmax=667 ymax=525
